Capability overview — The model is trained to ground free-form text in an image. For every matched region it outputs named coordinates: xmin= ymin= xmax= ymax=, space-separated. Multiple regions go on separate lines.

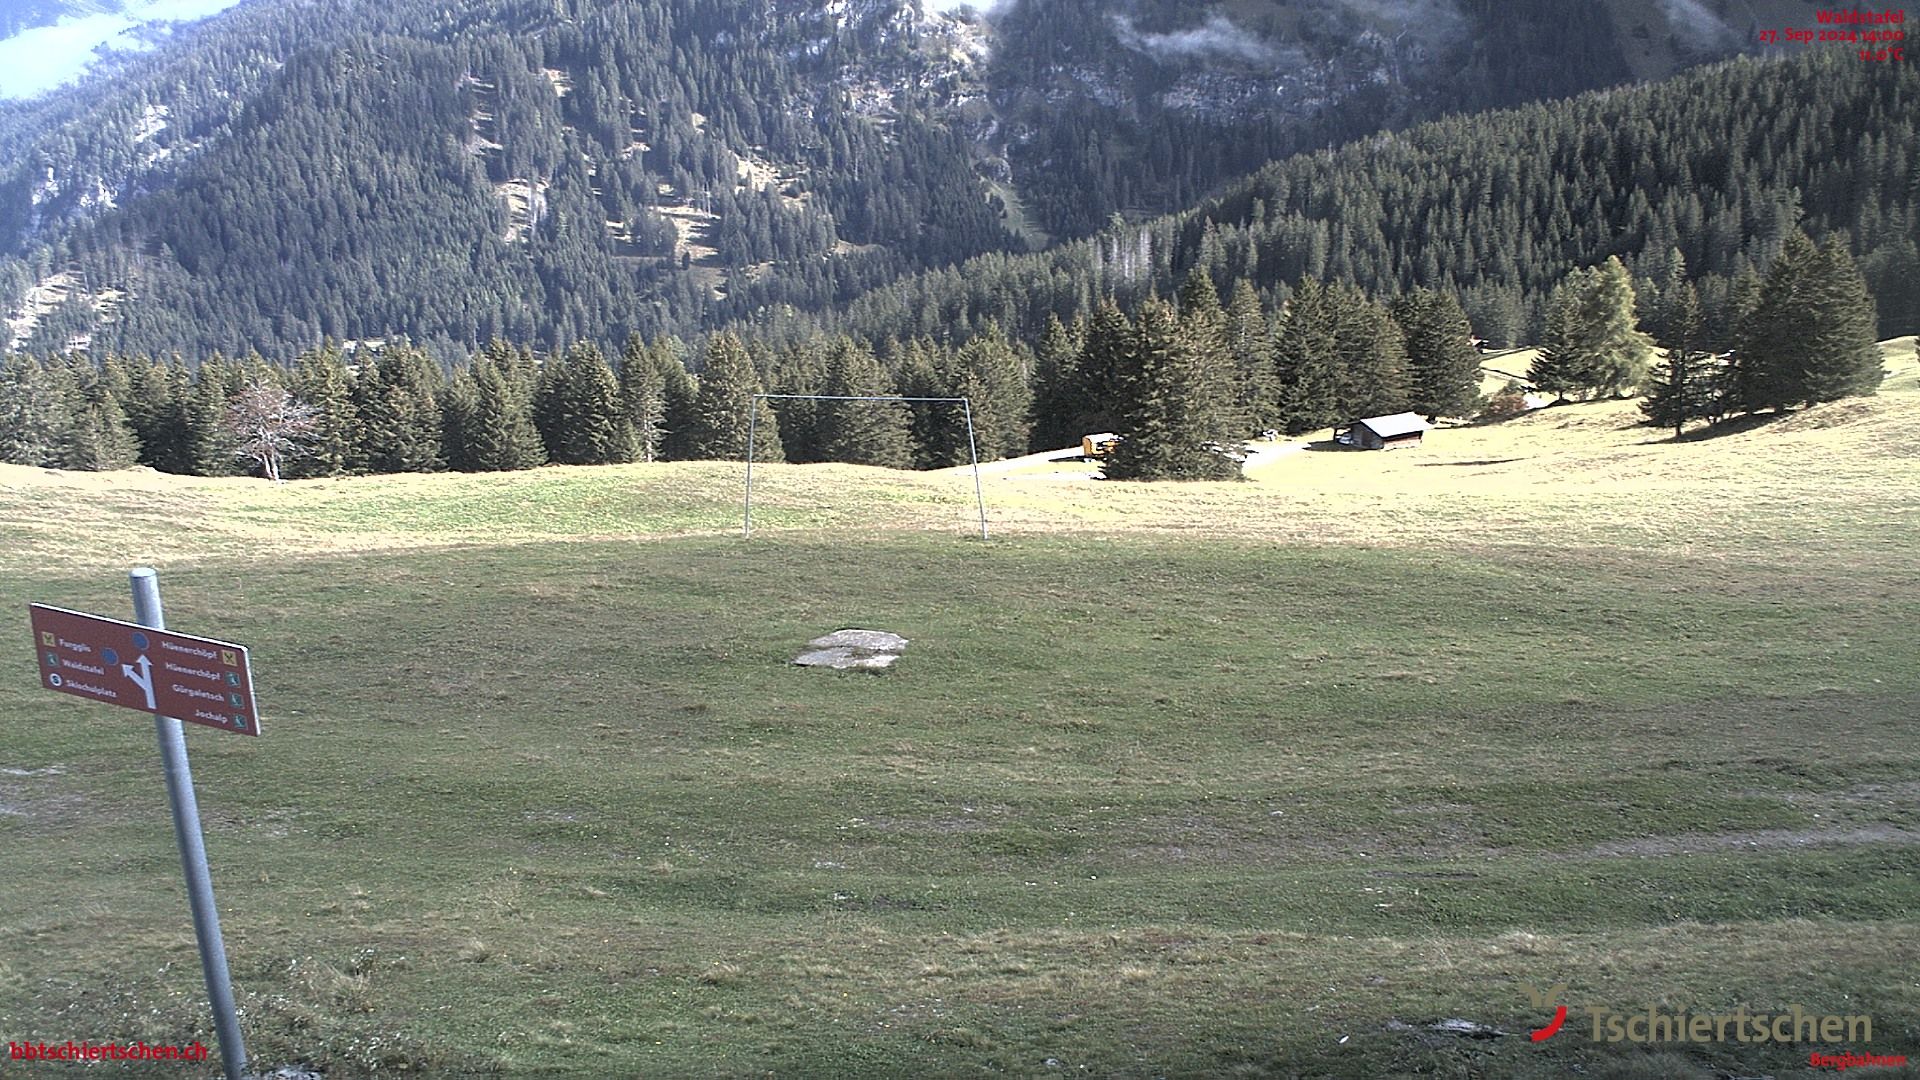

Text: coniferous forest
xmin=806 ymin=51 xmax=1918 ymax=353
xmin=6 ymin=0 xmax=1907 ymax=362
xmin=0 ymin=1 xmax=1907 ymax=481
xmin=0 ymin=214 xmax=1884 ymax=482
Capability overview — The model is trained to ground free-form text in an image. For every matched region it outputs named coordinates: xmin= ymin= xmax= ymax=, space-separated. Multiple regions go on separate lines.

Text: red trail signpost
xmin=25 ymin=570 xmax=254 ymax=1080
xmin=30 ymin=604 xmax=260 ymax=735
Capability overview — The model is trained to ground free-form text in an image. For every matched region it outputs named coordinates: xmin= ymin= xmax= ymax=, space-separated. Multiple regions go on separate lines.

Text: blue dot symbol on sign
xmin=48 ymin=673 xmax=63 ymax=687
xmin=103 ymin=648 xmax=119 ymax=666
xmin=131 ymin=632 xmax=149 ymax=650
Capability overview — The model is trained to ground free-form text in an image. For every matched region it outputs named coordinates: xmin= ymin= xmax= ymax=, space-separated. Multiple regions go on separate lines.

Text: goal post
xmin=743 ymin=394 xmax=988 ymax=541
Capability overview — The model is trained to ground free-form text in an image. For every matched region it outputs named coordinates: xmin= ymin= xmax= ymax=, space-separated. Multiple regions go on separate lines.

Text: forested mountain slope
xmin=0 ymin=0 xmax=1019 ymax=358
xmin=774 ymin=51 xmax=1919 ymax=351
xmin=0 ymin=0 xmax=1830 ymax=360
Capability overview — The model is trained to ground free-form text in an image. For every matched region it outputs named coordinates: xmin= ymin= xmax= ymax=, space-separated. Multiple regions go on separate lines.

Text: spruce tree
xmin=1798 ymin=240 xmax=1885 ymax=403
xmin=1330 ymin=284 xmax=1409 ymax=421
xmin=1722 ymin=269 xmax=1764 ymax=354
xmin=688 ymin=333 xmax=783 ymax=462
xmin=121 ymin=358 xmax=178 ymax=470
xmin=534 ymin=342 xmax=636 ymax=466
xmin=59 ymin=360 xmax=141 ymax=470
xmin=351 ymin=344 xmax=445 ymax=473
xmin=1394 ymin=288 xmax=1482 ymax=422
xmin=768 ymin=340 xmax=828 ymax=464
xmin=1026 ymin=314 xmax=1084 ymax=453
xmin=154 ymin=359 xmax=202 ymax=474
xmin=1641 ymin=281 xmax=1707 ymax=437
xmin=1068 ymin=301 xmax=1137 ymax=437
xmin=1273 ymin=279 xmax=1340 ymax=435
xmin=944 ymin=326 xmax=1031 ymax=462
xmin=95 ymin=354 xmax=135 ymax=408
xmin=288 ymin=343 xmax=356 ymax=477
xmin=1530 ymin=280 xmax=1585 ymax=401
xmin=0 ymin=354 xmax=69 ymax=467
xmin=1105 ymin=299 xmax=1240 ymax=482
xmin=895 ymin=337 xmax=954 ymax=468
xmin=1735 ymin=232 xmax=1817 ymax=413
xmin=1223 ymin=280 xmax=1277 ymax=435
xmin=480 ymin=340 xmax=540 ymax=403
xmin=95 ymin=388 xmax=143 ymax=469
xmin=1859 ymin=230 xmax=1920 ymax=340
xmin=1736 ymin=232 xmax=1884 ymax=412
xmin=1644 ymin=250 xmax=1692 ymax=347
xmin=183 ymin=358 xmax=234 ymax=476
xmin=439 ymin=369 xmax=480 ymax=472
xmin=816 ymin=337 xmax=912 ymax=468
xmin=620 ymin=334 xmax=668 ymax=463
xmin=648 ymin=340 xmax=700 ymax=462
xmin=1176 ymin=273 xmax=1239 ymax=438
xmin=463 ymin=355 xmax=547 ymax=471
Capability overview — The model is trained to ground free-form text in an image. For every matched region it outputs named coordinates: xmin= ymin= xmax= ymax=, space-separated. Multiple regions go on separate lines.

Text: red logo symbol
xmin=1524 ymin=983 xmax=1569 ymax=1042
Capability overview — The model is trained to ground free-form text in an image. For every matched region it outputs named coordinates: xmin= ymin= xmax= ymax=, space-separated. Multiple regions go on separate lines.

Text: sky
xmin=0 ymin=0 xmax=246 ymax=99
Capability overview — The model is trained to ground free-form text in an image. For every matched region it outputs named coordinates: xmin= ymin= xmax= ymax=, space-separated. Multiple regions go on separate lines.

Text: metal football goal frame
xmin=743 ymin=394 xmax=988 ymax=540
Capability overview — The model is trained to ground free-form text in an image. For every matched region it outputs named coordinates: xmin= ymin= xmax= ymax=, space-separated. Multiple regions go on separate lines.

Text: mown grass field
xmin=2 ymin=340 xmax=1917 ymax=1078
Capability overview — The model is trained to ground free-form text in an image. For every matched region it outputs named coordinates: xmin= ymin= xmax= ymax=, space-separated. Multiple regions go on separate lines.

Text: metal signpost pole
xmin=127 ymin=568 xmax=249 ymax=1080
xmin=744 ymin=402 xmax=758 ymax=539
xmin=962 ymin=399 xmax=988 ymax=540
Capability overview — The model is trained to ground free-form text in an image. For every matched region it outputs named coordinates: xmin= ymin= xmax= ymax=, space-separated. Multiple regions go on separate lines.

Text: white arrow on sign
xmin=121 ymin=653 xmax=156 ymax=710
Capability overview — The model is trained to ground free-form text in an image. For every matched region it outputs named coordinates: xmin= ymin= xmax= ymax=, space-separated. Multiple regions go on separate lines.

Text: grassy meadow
xmin=1 ymin=340 xmax=1918 ymax=1078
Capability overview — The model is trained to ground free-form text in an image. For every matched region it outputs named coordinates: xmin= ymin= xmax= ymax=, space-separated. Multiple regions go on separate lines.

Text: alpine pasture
xmin=2 ymin=341 xmax=1917 ymax=1078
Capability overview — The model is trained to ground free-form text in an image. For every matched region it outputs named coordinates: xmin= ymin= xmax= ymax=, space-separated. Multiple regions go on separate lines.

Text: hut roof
xmin=1354 ymin=412 xmax=1432 ymax=439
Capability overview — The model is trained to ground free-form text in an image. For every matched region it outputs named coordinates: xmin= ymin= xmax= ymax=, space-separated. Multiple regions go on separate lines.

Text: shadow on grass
xmin=1638 ymin=411 xmax=1792 ymax=445
xmin=1417 ymin=458 xmax=1525 ymax=467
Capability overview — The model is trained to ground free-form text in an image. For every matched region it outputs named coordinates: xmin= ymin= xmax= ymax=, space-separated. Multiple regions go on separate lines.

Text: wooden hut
xmin=1334 ymin=412 xmax=1431 ymax=451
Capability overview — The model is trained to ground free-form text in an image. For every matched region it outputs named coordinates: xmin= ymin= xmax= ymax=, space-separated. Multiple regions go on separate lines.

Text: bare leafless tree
xmin=221 ymin=383 xmax=318 ymax=482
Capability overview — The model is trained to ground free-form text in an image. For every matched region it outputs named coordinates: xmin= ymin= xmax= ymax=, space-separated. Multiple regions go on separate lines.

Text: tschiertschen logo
xmin=1521 ymin=983 xmax=1888 ymax=1048
xmin=1521 ymin=983 xmax=1568 ymax=1042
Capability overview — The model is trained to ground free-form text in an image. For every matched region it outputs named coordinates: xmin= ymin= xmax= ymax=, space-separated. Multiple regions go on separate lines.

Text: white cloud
xmin=1112 ymin=13 xmax=1284 ymax=65
xmin=1656 ymin=0 xmax=1739 ymax=46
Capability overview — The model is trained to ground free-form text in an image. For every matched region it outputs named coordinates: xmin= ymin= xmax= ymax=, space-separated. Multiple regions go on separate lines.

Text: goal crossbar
xmin=744 ymin=394 xmax=988 ymax=540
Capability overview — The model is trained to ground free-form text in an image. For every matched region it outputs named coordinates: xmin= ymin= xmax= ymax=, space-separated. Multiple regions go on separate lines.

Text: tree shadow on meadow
xmin=1638 ymin=411 xmax=1791 ymax=445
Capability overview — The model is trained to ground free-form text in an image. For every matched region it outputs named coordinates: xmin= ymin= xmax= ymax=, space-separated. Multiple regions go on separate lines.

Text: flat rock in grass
xmin=794 ymin=629 xmax=908 ymax=671
xmin=1428 ymin=1019 xmax=1510 ymax=1039
xmin=807 ymin=629 xmax=908 ymax=652
xmin=794 ymin=647 xmax=901 ymax=670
